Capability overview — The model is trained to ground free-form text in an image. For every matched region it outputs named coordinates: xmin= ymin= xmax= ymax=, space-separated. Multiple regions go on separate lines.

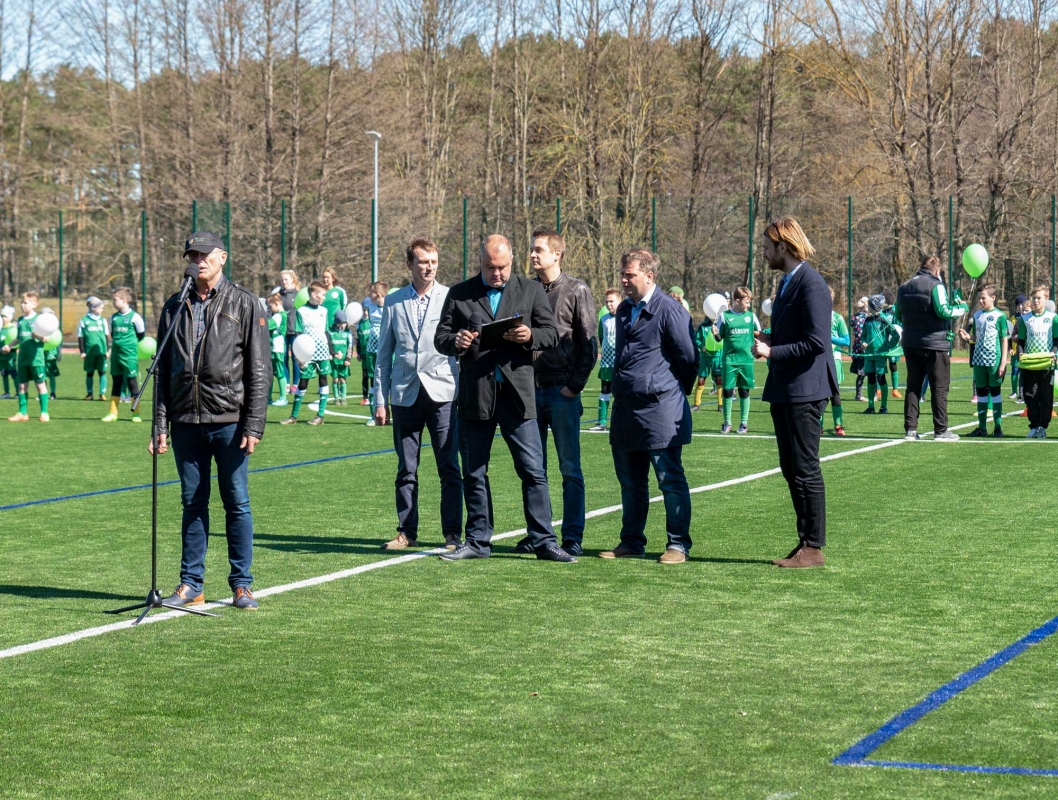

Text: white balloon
xmin=32 ymin=312 xmax=59 ymax=338
xmin=344 ymin=301 xmax=364 ymax=325
xmin=702 ymin=293 xmax=728 ymax=320
xmin=292 ymin=333 xmax=316 ymax=363
xmin=1047 ymin=300 xmax=1056 ymax=314
xmin=761 ymin=298 xmax=773 ymax=316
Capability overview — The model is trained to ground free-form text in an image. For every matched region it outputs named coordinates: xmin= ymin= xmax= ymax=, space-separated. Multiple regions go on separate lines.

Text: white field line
xmin=0 ymin=406 xmax=1034 ymax=662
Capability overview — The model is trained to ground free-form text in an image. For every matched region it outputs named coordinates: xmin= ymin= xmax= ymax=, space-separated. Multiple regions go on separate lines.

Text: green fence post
xmin=462 ymin=196 xmax=468 ymax=281
xmin=747 ymin=195 xmax=755 ymax=292
xmin=651 ymin=196 xmax=657 ymax=253
xmin=57 ymin=210 xmax=64 ymax=329
xmin=556 ymin=197 xmax=562 ymax=235
xmin=280 ymin=198 xmax=287 ymax=274
xmin=191 ymin=199 xmax=198 ymax=232
xmin=224 ymin=201 xmax=232 ymax=279
xmin=847 ymin=196 xmax=853 ymax=320
xmin=370 ymin=198 xmax=377 ymax=283
xmin=141 ymin=210 xmax=147 ymax=314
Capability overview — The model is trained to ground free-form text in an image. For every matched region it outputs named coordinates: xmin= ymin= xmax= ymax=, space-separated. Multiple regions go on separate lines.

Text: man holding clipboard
xmin=434 ymin=234 xmax=575 ymax=563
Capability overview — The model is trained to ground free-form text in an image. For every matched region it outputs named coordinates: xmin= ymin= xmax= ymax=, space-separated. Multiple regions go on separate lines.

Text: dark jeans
xmin=170 ymin=422 xmax=254 ymax=592
xmin=285 ymin=333 xmax=300 ymax=386
xmin=460 ymin=386 xmax=557 ymax=555
xmin=903 ymin=347 xmax=950 ymax=434
xmin=392 ymin=389 xmax=463 ymax=540
xmin=771 ymin=400 xmax=828 ymax=549
xmin=1022 ymin=369 xmax=1054 ymax=429
xmin=536 ymin=386 xmax=585 ymax=545
xmin=611 ymin=444 xmax=692 ymax=554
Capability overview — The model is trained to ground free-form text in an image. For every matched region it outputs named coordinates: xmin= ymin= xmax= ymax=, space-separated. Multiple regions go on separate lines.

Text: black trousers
xmin=770 ymin=399 xmax=828 ymax=549
xmin=903 ymin=347 xmax=950 ymax=434
xmin=1022 ymin=369 xmax=1054 ymax=430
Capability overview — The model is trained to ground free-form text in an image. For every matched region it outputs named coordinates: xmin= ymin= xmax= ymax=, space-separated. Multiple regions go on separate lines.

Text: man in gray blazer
xmin=375 ymin=238 xmax=463 ymax=550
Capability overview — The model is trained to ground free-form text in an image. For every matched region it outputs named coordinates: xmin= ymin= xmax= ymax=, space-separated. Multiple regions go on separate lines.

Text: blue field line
xmin=857 ymin=759 xmax=1058 ymax=777
xmin=0 ymin=445 xmax=405 ymax=513
xmin=833 ymin=612 xmax=1058 ymax=773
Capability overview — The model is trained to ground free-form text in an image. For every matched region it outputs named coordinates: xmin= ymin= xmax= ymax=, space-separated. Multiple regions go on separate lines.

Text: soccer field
xmin=2 ymin=361 xmax=1057 ymax=799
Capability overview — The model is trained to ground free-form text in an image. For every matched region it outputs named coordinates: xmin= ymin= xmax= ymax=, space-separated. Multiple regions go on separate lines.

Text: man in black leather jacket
xmin=149 ymin=231 xmax=271 ymax=610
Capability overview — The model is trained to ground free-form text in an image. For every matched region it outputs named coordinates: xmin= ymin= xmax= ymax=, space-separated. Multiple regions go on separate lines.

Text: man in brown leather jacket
xmin=510 ymin=228 xmax=597 ymax=557
xmin=149 ymin=231 xmax=272 ymax=610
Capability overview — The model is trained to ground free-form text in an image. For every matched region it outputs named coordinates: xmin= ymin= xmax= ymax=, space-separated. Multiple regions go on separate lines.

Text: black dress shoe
xmin=510 ymin=536 xmax=534 ymax=554
xmin=439 ymin=542 xmax=490 ymax=561
xmin=537 ymin=543 xmax=577 ymax=563
xmin=561 ymin=541 xmax=584 ymax=557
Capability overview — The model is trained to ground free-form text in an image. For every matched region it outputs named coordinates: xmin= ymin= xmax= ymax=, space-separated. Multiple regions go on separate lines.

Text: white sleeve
xmin=104 ymin=318 xmax=110 ymax=336
xmin=132 ymin=313 xmax=146 ymax=334
xmin=753 ymin=313 xmax=762 ymax=332
xmin=76 ymin=319 xmax=86 ymax=337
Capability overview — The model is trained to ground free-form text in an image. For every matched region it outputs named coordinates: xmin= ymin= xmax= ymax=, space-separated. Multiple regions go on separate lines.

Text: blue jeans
xmin=536 ymin=386 xmax=585 ymax=544
xmin=611 ymin=444 xmax=692 ymax=554
xmin=460 ymin=387 xmax=557 ymax=555
xmin=285 ymin=333 xmax=300 ymax=386
xmin=171 ymin=422 xmax=254 ymax=592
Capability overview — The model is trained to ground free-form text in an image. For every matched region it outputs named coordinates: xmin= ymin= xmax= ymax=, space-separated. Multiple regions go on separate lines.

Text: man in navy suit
xmin=601 ymin=248 xmax=698 ymax=564
xmin=752 ymin=217 xmax=839 ymax=568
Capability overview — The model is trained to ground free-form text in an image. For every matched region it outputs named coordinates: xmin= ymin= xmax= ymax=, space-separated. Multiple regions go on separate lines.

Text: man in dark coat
xmin=601 ymin=248 xmax=698 ymax=564
xmin=433 ymin=234 xmax=575 ymax=563
xmin=752 ymin=217 xmax=840 ymax=568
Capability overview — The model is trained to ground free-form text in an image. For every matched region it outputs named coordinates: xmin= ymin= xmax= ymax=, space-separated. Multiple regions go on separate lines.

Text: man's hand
xmin=0 ymin=345 xmax=8 ymax=355
xmin=958 ymin=329 xmax=971 ymax=342
xmin=240 ymin=435 xmax=260 ymax=454
xmin=148 ymin=433 xmax=168 ymax=455
xmin=503 ymin=324 xmax=532 ymax=344
xmin=455 ymin=328 xmax=479 ymax=350
xmin=560 ymin=386 xmax=578 ymax=398
xmin=375 ymin=405 xmax=387 ymax=425
xmin=752 ymin=331 xmax=771 ymax=359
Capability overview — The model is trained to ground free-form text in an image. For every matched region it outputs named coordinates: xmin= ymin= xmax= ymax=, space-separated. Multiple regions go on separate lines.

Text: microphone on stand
xmin=175 ymin=264 xmax=200 ymax=306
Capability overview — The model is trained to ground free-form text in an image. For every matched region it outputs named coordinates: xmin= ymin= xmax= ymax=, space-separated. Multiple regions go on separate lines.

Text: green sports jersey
xmin=295 ymin=303 xmax=332 ymax=362
xmin=269 ymin=310 xmax=287 ymax=355
xmin=77 ymin=313 xmax=109 ymax=357
xmin=970 ymin=308 xmax=1009 ymax=367
xmin=356 ymin=318 xmax=371 ymax=354
xmin=862 ymin=313 xmax=899 ymax=357
xmin=330 ymin=328 xmax=353 ymax=362
xmin=717 ymin=309 xmax=761 ymax=366
xmin=1016 ymin=310 xmax=1058 ymax=354
xmin=831 ymin=311 xmax=850 ymax=360
xmin=110 ymin=309 xmax=145 ymax=362
xmin=15 ymin=314 xmax=44 ymax=368
xmin=323 ymin=287 xmax=347 ymax=327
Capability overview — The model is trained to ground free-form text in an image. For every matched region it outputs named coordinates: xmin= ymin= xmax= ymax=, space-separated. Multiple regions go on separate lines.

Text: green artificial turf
xmin=1 ymin=360 xmax=1057 ymax=798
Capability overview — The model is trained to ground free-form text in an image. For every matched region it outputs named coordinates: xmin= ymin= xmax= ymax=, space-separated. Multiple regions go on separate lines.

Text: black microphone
xmin=176 ymin=264 xmax=199 ymax=306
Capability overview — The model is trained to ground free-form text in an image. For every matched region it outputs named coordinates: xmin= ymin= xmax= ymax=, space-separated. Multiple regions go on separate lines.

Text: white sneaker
xmin=904 ymin=430 xmax=919 ymax=441
xmin=933 ymin=430 xmax=960 ymax=442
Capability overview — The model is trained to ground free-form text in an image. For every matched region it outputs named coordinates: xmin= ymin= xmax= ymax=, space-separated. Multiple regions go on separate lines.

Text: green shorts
xmin=300 ymin=359 xmax=332 ymax=380
xmin=722 ymin=363 xmax=755 ymax=391
xmin=111 ymin=353 xmax=139 ymax=377
xmin=972 ymin=364 xmax=1003 ymax=389
xmin=45 ymin=360 xmax=60 ymax=378
xmin=271 ymin=352 xmax=286 ymax=378
xmin=833 ymin=356 xmax=845 ymax=385
xmin=332 ymin=361 xmax=350 ymax=379
xmin=17 ymin=364 xmax=46 ymax=384
xmin=888 ymin=356 xmax=901 ymax=367
xmin=598 ymin=366 xmax=613 ymax=382
xmin=362 ymin=352 xmax=377 ymax=377
xmin=863 ymin=356 xmax=889 ymax=376
xmin=698 ymin=352 xmax=719 ymax=379
xmin=84 ymin=353 xmax=108 ymax=373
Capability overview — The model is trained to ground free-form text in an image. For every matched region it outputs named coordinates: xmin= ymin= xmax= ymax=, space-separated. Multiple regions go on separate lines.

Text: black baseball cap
xmin=184 ymin=231 xmax=226 ymax=256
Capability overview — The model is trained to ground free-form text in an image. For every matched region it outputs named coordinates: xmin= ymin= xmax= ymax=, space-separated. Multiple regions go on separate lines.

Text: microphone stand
xmin=108 ymin=271 xmax=219 ymax=624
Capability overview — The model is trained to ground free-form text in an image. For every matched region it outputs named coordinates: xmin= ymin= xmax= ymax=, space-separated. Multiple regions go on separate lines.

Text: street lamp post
xmin=366 ymin=131 xmax=382 ymax=283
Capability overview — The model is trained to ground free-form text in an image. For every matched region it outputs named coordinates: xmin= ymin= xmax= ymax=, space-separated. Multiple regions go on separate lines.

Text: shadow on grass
xmin=253 ymin=532 xmax=399 ymax=555
xmin=0 ymin=584 xmax=141 ymax=601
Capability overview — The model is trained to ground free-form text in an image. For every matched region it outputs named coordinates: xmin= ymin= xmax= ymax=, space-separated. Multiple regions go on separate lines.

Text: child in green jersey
xmin=829 ymin=287 xmax=848 ymax=436
xmin=862 ymin=294 xmax=898 ymax=414
xmin=330 ymin=309 xmax=353 ymax=405
xmin=102 ymin=287 xmax=146 ymax=423
xmin=958 ymin=284 xmax=1008 ymax=437
xmin=358 ymin=280 xmax=387 ymax=411
xmin=78 ymin=296 xmax=110 ymax=400
xmin=0 ymin=305 xmax=16 ymax=398
xmin=40 ymin=306 xmax=61 ymax=400
xmin=266 ymin=292 xmax=289 ymax=406
xmin=713 ymin=287 xmax=761 ymax=434
xmin=1016 ymin=285 xmax=1058 ymax=438
xmin=881 ymin=289 xmax=902 ymax=400
xmin=321 ymin=267 xmax=348 ymax=328
xmin=590 ymin=288 xmax=621 ymax=431
xmin=5 ymin=291 xmax=50 ymax=421
xmin=281 ymin=281 xmax=333 ymax=426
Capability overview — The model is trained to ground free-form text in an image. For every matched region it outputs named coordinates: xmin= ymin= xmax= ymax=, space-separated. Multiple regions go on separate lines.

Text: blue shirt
xmin=779 ymin=263 xmax=805 ymax=297
xmin=629 ymin=284 xmax=657 ymax=325
xmin=483 ymin=276 xmax=505 ymax=382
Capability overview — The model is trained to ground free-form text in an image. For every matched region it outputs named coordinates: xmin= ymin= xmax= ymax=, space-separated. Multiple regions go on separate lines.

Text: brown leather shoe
xmin=599 ymin=543 xmax=646 ymax=559
xmin=771 ymin=542 xmax=803 ymax=565
xmin=164 ymin=583 xmax=205 ymax=606
xmin=658 ymin=548 xmax=688 ymax=564
xmin=774 ymin=546 xmax=824 ymax=568
xmin=382 ymin=532 xmax=416 ymax=550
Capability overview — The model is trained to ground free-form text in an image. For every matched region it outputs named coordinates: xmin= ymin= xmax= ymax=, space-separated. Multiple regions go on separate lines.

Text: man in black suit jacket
xmin=752 ymin=217 xmax=839 ymax=568
xmin=434 ymin=235 xmax=575 ymax=563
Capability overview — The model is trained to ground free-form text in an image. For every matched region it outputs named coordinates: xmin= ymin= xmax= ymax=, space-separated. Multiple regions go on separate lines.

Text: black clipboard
xmin=480 ymin=314 xmax=523 ymax=348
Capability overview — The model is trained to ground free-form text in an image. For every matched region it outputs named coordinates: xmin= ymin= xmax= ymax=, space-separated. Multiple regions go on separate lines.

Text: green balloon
xmin=138 ymin=335 xmax=158 ymax=359
xmin=43 ymin=329 xmax=62 ymax=352
xmin=387 ymin=286 xmax=401 ymax=296
xmin=962 ymin=243 xmax=989 ymax=278
xmin=704 ymin=330 xmax=722 ymax=353
xmin=294 ymin=287 xmax=310 ymax=308
xmin=2 ymin=325 xmax=14 ymax=345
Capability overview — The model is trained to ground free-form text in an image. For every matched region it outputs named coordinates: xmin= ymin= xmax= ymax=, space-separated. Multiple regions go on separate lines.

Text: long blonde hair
xmin=764 ymin=217 xmax=816 ymax=262
xmin=280 ymin=269 xmax=300 ymax=290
